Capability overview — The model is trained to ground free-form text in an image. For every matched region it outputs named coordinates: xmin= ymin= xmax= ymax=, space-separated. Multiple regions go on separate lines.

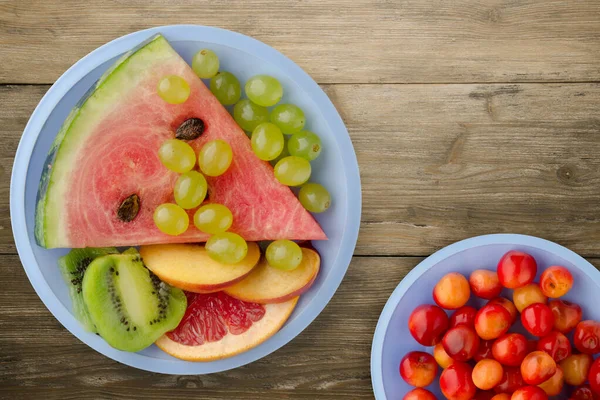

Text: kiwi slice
xmin=58 ymin=247 xmax=118 ymax=332
xmin=82 ymin=250 xmax=187 ymax=352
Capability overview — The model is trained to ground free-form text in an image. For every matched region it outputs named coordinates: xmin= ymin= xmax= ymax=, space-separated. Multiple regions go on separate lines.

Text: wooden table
xmin=1 ymin=1 xmax=599 ymax=398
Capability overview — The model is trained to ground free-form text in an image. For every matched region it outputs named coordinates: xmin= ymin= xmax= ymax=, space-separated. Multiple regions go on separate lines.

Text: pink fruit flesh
xmin=167 ymin=292 xmax=265 ymax=346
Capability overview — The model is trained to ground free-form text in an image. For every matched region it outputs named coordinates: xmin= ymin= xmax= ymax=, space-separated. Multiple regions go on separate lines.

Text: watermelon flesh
xmin=35 ymin=35 xmax=326 ymax=248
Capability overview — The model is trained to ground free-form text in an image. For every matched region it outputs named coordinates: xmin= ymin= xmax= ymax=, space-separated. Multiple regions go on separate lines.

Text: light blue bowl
xmin=371 ymin=234 xmax=600 ymax=399
xmin=10 ymin=25 xmax=361 ymax=374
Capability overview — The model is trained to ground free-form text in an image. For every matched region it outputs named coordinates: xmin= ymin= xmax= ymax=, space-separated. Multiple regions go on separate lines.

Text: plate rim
xmin=370 ymin=233 xmax=600 ymax=399
xmin=10 ymin=25 xmax=361 ymax=374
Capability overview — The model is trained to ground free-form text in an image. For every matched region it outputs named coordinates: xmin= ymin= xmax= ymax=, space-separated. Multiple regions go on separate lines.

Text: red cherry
xmin=511 ymin=386 xmax=548 ymax=400
xmin=587 ymin=357 xmax=600 ymax=395
xmin=475 ymin=304 xmax=511 ymax=340
xmin=449 ymin=306 xmax=478 ymax=329
xmin=574 ymin=320 xmax=600 ymax=355
xmin=442 ymin=325 xmax=480 ymax=362
xmin=494 ymin=366 xmax=525 ymax=394
xmin=537 ymin=331 xmax=571 ymax=362
xmin=440 ymin=362 xmax=477 ymax=400
xmin=549 ymin=299 xmax=582 ymax=333
xmin=521 ymin=303 xmax=554 ymax=337
xmin=408 ymin=304 xmax=449 ymax=346
xmin=497 ymin=250 xmax=537 ymax=289
xmin=492 ymin=333 xmax=528 ymax=367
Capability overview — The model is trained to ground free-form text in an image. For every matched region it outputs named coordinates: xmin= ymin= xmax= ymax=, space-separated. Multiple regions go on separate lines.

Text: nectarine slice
xmin=139 ymin=243 xmax=260 ymax=293
xmin=224 ymin=248 xmax=320 ymax=304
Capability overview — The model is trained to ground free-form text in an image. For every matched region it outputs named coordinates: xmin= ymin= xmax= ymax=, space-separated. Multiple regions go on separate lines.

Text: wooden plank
xmin=1 ymin=83 xmax=599 ymax=256
xmin=1 ymin=0 xmax=599 ymax=84
xmin=325 ymin=82 xmax=600 ymax=257
xmin=1 ymin=254 xmax=599 ymax=398
xmin=0 ymin=255 xmax=411 ymax=399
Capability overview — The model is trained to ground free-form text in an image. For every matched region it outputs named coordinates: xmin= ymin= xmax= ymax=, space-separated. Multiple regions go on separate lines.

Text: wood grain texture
xmin=1 ymin=0 xmax=600 ymax=84
xmin=2 ymin=254 xmax=596 ymax=399
xmin=1 ymin=83 xmax=599 ymax=256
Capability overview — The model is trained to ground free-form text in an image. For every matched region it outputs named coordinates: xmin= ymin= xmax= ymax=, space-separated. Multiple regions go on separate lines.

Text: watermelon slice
xmin=35 ymin=35 xmax=326 ymax=248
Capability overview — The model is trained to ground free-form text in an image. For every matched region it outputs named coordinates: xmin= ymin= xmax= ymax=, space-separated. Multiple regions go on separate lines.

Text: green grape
xmin=273 ymin=156 xmax=311 ymax=186
xmin=266 ymin=240 xmax=303 ymax=271
xmin=245 ymin=75 xmax=283 ymax=107
xmin=153 ymin=203 xmax=189 ymax=236
xmin=174 ymin=171 xmax=207 ymax=209
xmin=251 ymin=122 xmax=284 ymax=161
xmin=270 ymin=137 xmax=290 ymax=167
xmin=157 ymin=75 xmax=190 ymax=104
xmin=158 ymin=139 xmax=196 ymax=173
xmin=233 ymin=99 xmax=269 ymax=132
xmin=193 ymin=203 xmax=233 ymax=234
xmin=210 ymin=71 xmax=241 ymax=105
xmin=270 ymin=104 xmax=305 ymax=134
xmin=299 ymin=183 xmax=331 ymax=213
xmin=206 ymin=232 xmax=248 ymax=264
xmin=288 ymin=131 xmax=322 ymax=161
xmin=197 ymin=140 xmax=233 ymax=177
xmin=192 ymin=49 xmax=219 ymax=79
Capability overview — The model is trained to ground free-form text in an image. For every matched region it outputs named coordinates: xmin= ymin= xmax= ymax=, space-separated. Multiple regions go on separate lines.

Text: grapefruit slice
xmin=35 ymin=34 xmax=326 ymax=248
xmin=139 ymin=243 xmax=260 ymax=293
xmin=224 ymin=248 xmax=320 ymax=304
xmin=156 ymin=291 xmax=297 ymax=361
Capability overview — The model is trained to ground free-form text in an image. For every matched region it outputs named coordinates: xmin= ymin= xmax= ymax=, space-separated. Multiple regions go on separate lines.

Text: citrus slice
xmin=156 ymin=292 xmax=297 ymax=361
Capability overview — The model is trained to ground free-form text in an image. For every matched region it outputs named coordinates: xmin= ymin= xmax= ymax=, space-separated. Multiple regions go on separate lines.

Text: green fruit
xmin=210 ymin=71 xmax=241 ymax=105
xmin=270 ymin=104 xmax=305 ymax=134
xmin=270 ymin=137 xmax=290 ymax=167
xmin=245 ymin=75 xmax=283 ymax=107
xmin=288 ymin=131 xmax=322 ymax=161
xmin=299 ymin=183 xmax=331 ymax=213
xmin=266 ymin=240 xmax=303 ymax=271
xmin=274 ymin=156 xmax=311 ymax=186
xmin=58 ymin=247 xmax=119 ymax=332
xmin=233 ymin=99 xmax=269 ymax=132
xmin=198 ymin=139 xmax=233 ymax=177
xmin=157 ymin=75 xmax=190 ymax=104
xmin=193 ymin=204 xmax=233 ymax=234
xmin=174 ymin=171 xmax=207 ymax=209
xmin=251 ymin=122 xmax=284 ymax=161
xmin=153 ymin=203 xmax=189 ymax=235
xmin=81 ymin=251 xmax=187 ymax=352
xmin=206 ymin=232 xmax=248 ymax=264
xmin=158 ymin=139 xmax=196 ymax=173
xmin=192 ymin=49 xmax=219 ymax=79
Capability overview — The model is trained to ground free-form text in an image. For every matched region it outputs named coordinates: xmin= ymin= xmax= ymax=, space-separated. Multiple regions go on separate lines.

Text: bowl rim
xmin=370 ymin=233 xmax=600 ymax=399
xmin=10 ymin=25 xmax=361 ymax=374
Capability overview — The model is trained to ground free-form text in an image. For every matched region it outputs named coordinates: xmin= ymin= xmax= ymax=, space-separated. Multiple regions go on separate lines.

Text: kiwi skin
xmin=82 ymin=250 xmax=187 ymax=352
xmin=58 ymin=247 xmax=118 ymax=332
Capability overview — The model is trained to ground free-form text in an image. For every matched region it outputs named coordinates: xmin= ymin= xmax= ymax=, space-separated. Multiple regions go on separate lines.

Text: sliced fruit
xmin=58 ymin=247 xmax=118 ymax=332
xmin=35 ymin=34 xmax=326 ymax=249
xmin=156 ymin=292 xmax=297 ymax=361
xmin=139 ymin=243 xmax=260 ymax=293
xmin=82 ymin=251 xmax=187 ymax=352
xmin=224 ymin=248 xmax=319 ymax=303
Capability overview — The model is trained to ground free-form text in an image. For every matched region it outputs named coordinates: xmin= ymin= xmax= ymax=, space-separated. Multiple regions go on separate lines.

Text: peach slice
xmin=224 ymin=248 xmax=320 ymax=304
xmin=139 ymin=242 xmax=260 ymax=293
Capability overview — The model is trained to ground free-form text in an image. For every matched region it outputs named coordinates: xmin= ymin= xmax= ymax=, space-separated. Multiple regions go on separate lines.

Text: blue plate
xmin=10 ymin=25 xmax=361 ymax=374
xmin=371 ymin=234 xmax=600 ymax=399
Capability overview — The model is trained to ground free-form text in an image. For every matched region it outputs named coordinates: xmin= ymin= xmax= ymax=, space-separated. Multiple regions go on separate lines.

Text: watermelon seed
xmin=176 ymin=118 xmax=205 ymax=140
xmin=117 ymin=194 xmax=140 ymax=222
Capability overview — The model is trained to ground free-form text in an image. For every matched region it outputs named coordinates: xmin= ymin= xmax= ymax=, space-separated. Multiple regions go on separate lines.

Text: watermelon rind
xmin=35 ymin=35 xmax=175 ymax=248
